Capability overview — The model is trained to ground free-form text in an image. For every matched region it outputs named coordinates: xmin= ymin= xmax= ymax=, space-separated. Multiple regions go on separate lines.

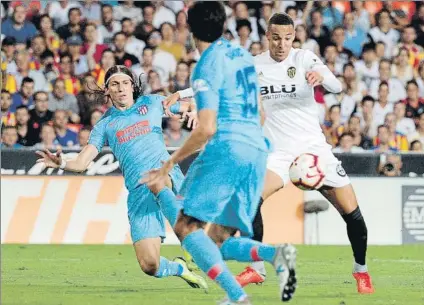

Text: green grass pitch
xmin=2 ymin=245 xmax=424 ymax=305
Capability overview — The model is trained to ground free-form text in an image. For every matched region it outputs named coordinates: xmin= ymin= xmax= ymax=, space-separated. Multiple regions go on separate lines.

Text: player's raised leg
xmin=320 ymin=183 xmax=374 ymax=294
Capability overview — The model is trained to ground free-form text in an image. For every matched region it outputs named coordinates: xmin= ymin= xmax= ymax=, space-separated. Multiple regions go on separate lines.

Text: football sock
xmin=220 ymin=237 xmax=276 ymax=263
xmin=251 ymin=197 xmax=266 ymax=275
xmin=342 ymin=207 xmax=368 ymax=268
xmin=182 ymin=229 xmax=246 ymax=302
xmin=156 ymin=187 xmax=181 ymax=228
xmin=154 ymin=257 xmax=183 ymax=278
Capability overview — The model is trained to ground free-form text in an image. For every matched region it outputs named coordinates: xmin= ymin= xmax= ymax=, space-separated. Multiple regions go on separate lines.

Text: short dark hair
xmin=406 ymin=79 xmax=419 ymax=88
xmin=285 ymin=6 xmax=297 ymax=14
xmin=40 ymin=49 xmax=55 ymax=61
xmin=329 ymin=104 xmax=341 ymax=112
xmin=60 ymin=52 xmax=72 ymax=62
xmin=379 ymin=80 xmax=389 ymax=89
xmin=33 ymin=90 xmax=48 ymax=101
xmin=143 ymin=47 xmax=154 ymax=55
xmin=1 ymin=89 xmax=11 ymax=95
xmin=377 ymin=124 xmax=388 ymax=132
xmin=22 ymin=77 xmax=34 ymax=85
xmin=68 ymin=7 xmax=81 ymax=18
xmin=343 ymin=62 xmax=355 ymax=72
xmin=121 ymin=17 xmax=132 ymax=25
xmin=339 ymin=132 xmax=354 ymax=140
xmin=268 ymin=13 xmax=294 ymax=27
xmin=361 ymin=95 xmax=375 ymax=105
xmin=16 ymin=105 xmax=29 ymax=112
xmin=187 ymin=1 xmax=226 ymax=43
xmin=113 ymin=31 xmax=127 ymax=40
xmin=236 ymin=19 xmax=252 ymax=33
xmin=410 ymin=140 xmax=422 ymax=150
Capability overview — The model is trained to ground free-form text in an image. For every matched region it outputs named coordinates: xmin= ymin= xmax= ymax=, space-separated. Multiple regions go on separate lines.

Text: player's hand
xmin=306 ymin=71 xmax=324 ymax=87
xmin=163 ymin=92 xmax=180 ymax=114
xmin=35 ymin=148 xmax=63 ymax=169
xmin=181 ymin=110 xmax=198 ymax=129
xmin=140 ymin=160 xmax=174 ymax=187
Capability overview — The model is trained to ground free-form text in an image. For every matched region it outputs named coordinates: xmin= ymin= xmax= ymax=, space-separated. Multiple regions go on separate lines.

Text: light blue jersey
xmin=89 ymin=94 xmax=185 ymax=242
xmin=180 ymin=38 xmax=269 ymax=236
xmin=191 ymin=37 xmax=267 ymax=151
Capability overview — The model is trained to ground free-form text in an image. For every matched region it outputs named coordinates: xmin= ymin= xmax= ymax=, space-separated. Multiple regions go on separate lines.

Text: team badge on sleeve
xmin=192 ymin=79 xmax=209 ymax=94
xmin=287 ymin=67 xmax=296 ymax=78
xmin=138 ymin=105 xmax=148 ymax=115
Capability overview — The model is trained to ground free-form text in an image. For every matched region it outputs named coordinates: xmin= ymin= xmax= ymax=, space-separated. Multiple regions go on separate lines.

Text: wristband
xmin=178 ymin=88 xmax=194 ymax=99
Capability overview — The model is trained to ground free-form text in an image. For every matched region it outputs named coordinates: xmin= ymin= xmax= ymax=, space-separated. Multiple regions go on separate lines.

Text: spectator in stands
xmin=402 ymin=80 xmax=424 ymax=125
xmin=354 ymin=43 xmax=380 ymax=88
xmin=343 ymin=11 xmax=367 ymax=57
xmin=369 ymin=59 xmax=407 ymax=104
xmin=323 ymin=43 xmax=343 ymax=75
xmin=39 ymin=49 xmax=60 ymax=83
xmin=113 ymin=32 xmax=140 ymax=67
xmin=1 ymin=126 xmax=22 ymax=148
xmin=164 ymin=116 xmax=190 ymax=147
xmin=135 ymin=4 xmax=155 ymax=43
xmin=381 ymin=112 xmax=409 ymax=151
xmin=324 ymin=75 xmax=356 ymax=124
xmin=57 ymin=53 xmax=81 ymax=95
xmin=90 ymin=49 xmax=116 ymax=86
xmin=417 ymin=61 xmax=424 ymax=97
xmin=1 ymin=4 xmax=37 ymax=44
xmin=351 ymin=1 xmax=370 ymax=33
xmin=393 ymin=101 xmax=416 ymax=136
xmin=314 ymin=1 xmax=343 ymax=31
xmin=249 ymin=42 xmax=262 ymax=56
xmin=152 ymin=1 xmax=176 ymax=29
xmin=393 ymin=25 xmax=424 ymax=70
xmin=1 ymin=89 xmax=15 ymax=126
xmin=82 ymin=22 xmax=108 ymax=63
xmin=411 ymin=4 xmax=424 ymax=47
xmin=56 ymin=7 xmax=84 ymax=42
xmin=374 ymin=41 xmax=386 ymax=61
xmin=258 ymin=2 xmax=273 ymax=34
xmin=373 ymin=125 xmax=399 ymax=153
xmin=343 ymin=62 xmax=367 ymax=104
xmin=10 ymin=77 xmax=34 ymax=112
xmin=13 ymin=50 xmax=47 ymax=92
xmin=146 ymin=70 xmax=164 ymax=94
xmin=378 ymin=153 xmax=403 ymax=176
xmin=66 ymin=36 xmax=89 ymax=76
xmin=52 ymin=109 xmax=78 ymax=147
xmin=408 ymin=113 xmax=424 ymax=147
xmin=369 ymin=9 xmax=400 ymax=59
xmin=89 ymin=109 xmax=103 ymax=129
xmin=158 ymin=22 xmax=186 ymax=61
xmin=98 ymin=4 xmax=121 ymax=45
xmin=38 ymin=14 xmax=60 ymax=55
xmin=295 ymin=24 xmax=320 ymax=56
xmin=2 ymin=37 xmax=17 ymax=75
xmin=410 ymin=140 xmax=423 ymax=152
xmin=357 ymin=95 xmax=378 ymax=138
xmin=391 ymin=47 xmax=415 ymax=86
xmin=48 ymin=78 xmax=80 ymax=123
xmin=333 ymin=132 xmax=364 ymax=153
xmin=48 ymin=0 xmax=81 ymax=29
xmin=30 ymin=35 xmax=47 ymax=71
xmin=169 ymin=61 xmax=190 ymax=93
xmin=33 ymin=123 xmax=60 ymax=150
xmin=73 ymin=127 xmax=91 ymax=149
xmin=323 ymin=104 xmax=344 ymax=147
xmin=175 ymin=10 xmax=190 ymax=50
xmin=131 ymin=47 xmax=154 ymax=78
xmin=373 ymin=81 xmax=394 ymax=129
xmin=113 ymin=0 xmax=142 ymax=24
xmin=81 ymin=0 xmax=101 ymax=25
xmin=227 ymin=1 xmax=260 ymax=42
xmin=147 ymin=32 xmax=177 ymax=87
xmin=28 ymin=91 xmax=53 ymax=145
xmin=121 ymin=18 xmax=146 ymax=60
xmin=309 ymin=9 xmax=331 ymax=55
xmin=15 ymin=105 xmax=31 ymax=146
xmin=331 ymin=26 xmax=354 ymax=66
xmin=349 ymin=114 xmax=374 ymax=150
xmin=234 ymin=19 xmax=254 ymax=50
xmin=285 ymin=5 xmax=304 ymax=27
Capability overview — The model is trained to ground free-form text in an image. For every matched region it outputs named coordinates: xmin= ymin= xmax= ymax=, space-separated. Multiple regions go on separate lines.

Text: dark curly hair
xmin=88 ymin=65 xmax=146 ymax=105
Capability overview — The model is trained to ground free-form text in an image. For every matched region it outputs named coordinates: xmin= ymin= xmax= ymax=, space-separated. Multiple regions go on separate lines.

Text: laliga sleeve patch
xmin=192 ymin=79 xmax=210 ymax=94
xmin=336 ymin=164 xmax=347 ymax=177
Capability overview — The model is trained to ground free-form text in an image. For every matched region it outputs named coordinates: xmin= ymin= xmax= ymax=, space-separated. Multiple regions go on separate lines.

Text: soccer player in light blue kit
xmin=35 ymin=65 xmax=207 ymax=290
xmin=142 ymin=2 xmax=297 ymax=304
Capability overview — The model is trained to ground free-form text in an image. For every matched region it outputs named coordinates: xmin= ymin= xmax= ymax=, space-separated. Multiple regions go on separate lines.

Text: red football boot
xmin=236 ymin=266 xmax=266 ymax=287
xmin=353 ymin=272 xmax=375 ymax=294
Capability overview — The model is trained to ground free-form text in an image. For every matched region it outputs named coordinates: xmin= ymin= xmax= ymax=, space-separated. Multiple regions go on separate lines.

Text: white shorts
xmin=267 ymin=143 xmax=351 ymax=188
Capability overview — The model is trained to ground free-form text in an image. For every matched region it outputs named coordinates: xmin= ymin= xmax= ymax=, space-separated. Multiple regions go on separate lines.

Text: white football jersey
xmin=255 ymin=48 xmax=333 ymax=152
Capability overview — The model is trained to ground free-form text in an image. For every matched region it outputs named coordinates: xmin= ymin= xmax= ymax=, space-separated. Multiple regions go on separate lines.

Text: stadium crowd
xmin=1 ymin=0 xmax=424 ymax=153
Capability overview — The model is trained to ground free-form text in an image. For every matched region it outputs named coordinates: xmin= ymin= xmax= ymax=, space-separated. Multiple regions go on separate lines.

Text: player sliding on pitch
xmin=142 ymin=2 xmax=297 ymax=304
xmin=35 ymin=65 xmax=207 ymax=290
xmin=165 ymin=12 xmax=374 ymax=295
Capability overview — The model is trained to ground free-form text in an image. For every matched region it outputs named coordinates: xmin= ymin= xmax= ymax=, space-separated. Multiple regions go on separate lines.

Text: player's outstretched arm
xmin=36 ymin=144 xmax=99 ymax=173
xmin=305 ymin=51 xmax=342 ymax=93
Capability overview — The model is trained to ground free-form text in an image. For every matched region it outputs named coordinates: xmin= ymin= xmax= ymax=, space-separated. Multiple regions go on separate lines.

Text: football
xmin=289 ymin=153 xmax=326 ymax=191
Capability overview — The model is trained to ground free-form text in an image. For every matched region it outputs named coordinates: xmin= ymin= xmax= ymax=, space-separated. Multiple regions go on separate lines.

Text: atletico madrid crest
xmin=138 ymin=105 xmax=148 ymax=115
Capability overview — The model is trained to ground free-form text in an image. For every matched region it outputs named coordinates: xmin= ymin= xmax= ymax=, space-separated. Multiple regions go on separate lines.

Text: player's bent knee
xmin=174 ymin=212 xmax=205 ymax=241
xmin=208 ymin=224 xmax=236 ymax=247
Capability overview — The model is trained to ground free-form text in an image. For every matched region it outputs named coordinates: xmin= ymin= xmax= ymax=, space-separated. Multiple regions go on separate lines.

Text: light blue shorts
xmin=127 ymin=165 xmax=184 ymax=243
xmin=179 ymin=142 xmax=268 ymax=236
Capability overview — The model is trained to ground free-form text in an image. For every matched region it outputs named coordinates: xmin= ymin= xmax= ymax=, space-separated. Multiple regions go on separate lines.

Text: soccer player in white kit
xmin=233 ymin=13 xmax=375 ymax=294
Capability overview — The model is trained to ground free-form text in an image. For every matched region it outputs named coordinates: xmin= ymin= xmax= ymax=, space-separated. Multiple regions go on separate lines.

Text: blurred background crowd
xmin=1 ymin=0 xmax=424 ymax=154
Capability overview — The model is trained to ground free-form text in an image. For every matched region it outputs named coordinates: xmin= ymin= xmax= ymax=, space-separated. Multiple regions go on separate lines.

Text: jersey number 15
xmin=236 ymin=66 xmax=258 ymax=118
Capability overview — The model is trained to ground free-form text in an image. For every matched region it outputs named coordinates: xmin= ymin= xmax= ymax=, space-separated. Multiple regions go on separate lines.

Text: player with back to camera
xmin=142 ymin=2 xmax=297 ymax=304
xmin=35 ymin=65 xmax=208 ymax=290
xmin=165 ymin=12 xmax=374 ymax=295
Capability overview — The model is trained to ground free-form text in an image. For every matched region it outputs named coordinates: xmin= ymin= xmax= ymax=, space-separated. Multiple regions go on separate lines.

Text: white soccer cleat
xmin=217 ymin=296 xmax=252 ymax=305
xmin=272 ymin=244 xmax=297 ymax=302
